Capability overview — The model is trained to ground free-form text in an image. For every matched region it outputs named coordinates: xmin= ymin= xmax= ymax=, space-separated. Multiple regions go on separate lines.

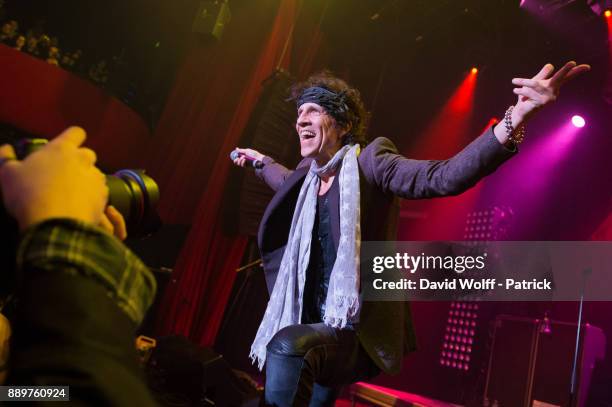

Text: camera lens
xmin=106 ymin=170 xmax=161 ymax=237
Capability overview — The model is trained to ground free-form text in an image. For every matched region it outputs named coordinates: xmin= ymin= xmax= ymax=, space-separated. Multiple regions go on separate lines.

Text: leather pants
xmin=262 ymin=323 xmax=379 ymax=407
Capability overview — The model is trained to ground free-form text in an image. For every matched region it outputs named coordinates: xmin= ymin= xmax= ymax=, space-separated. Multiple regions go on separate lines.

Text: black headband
xmin=297 ymin=86 xmax=350 ymax=123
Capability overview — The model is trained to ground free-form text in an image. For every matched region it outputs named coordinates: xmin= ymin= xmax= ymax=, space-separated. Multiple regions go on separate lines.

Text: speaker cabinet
xmin=192 ymin=1 xmax=231 ymax=40
xmin=484 ymin=315 xmax=605 ymax=407
xmin=147 ymin=336 xmax=260 ymax=406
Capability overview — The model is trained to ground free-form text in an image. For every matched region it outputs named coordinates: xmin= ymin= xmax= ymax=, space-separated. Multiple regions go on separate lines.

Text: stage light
xmin=605 ymin=9 xmax=611 ymax=17
xmin=471 ymin=67 xmax=478 ymax=74
xmin=571 ymin=115 xmax=586 ymax=128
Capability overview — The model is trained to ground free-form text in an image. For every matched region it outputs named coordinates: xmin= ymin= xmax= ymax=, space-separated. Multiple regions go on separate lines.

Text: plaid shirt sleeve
xmin=16 ymin=218 xmax=157 ymax=324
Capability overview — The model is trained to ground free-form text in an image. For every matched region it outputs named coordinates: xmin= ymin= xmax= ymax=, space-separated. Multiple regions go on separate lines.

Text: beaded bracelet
xmin=504 ymin=106 xmax=526 ymax=145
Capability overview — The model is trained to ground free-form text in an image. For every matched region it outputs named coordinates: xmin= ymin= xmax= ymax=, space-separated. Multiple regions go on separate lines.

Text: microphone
xmin=230 ymin=150 xmax=264 ymax=169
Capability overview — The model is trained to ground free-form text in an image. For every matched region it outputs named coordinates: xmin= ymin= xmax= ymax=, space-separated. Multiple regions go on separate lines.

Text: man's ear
xmin=341 ymin=122 xmax=352 ymax=137
xmin=339 ymin=122 xmax=354 ymax=146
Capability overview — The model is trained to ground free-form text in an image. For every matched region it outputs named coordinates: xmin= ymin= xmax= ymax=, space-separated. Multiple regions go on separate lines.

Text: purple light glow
xmin=571 ymin=115 xmax=586 ymax=128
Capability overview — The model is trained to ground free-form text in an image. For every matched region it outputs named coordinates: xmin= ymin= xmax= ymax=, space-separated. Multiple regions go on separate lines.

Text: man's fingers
xmin=513 ymin=86 xmax=544 ymax=102
xmin=549 ymin=61 xmax=577 ymax=85
xmin=235 ymin=148 xmax=253 ymax=157
xmin=49 ymin=126 xmax=87 ymax=148
xmin=512 ymin=78 xmax=547 ymax=94
xmin=78 ymin=147 xmax=97 ymax=165
xmin=533 ymin=63 xmax=555 ymax=80
xmin=106 ymin=205 xmax=127 ymax=240
xmin=99 ymin=207 xmax=127 ymax=240
xmin=512 ymin=78 xmax=539 ymax=88
xmin=233 ymin=147 xmax=264 ymax=165
xmin=99 ymin=213 xmax=114 ymax=234
xmin=560 ymin=64 xmax=591 ymax=85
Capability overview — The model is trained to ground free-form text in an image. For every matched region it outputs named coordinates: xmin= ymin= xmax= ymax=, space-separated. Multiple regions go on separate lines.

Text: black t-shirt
xmin=301 ymin=185 xmax=337 ymax=324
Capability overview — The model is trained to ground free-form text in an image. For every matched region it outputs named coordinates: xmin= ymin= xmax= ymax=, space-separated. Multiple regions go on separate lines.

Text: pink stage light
xmin=571 ymin=115 xmax=586 ymax=128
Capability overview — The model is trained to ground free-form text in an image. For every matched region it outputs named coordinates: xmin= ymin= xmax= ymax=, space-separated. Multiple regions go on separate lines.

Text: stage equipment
xmin=146 ymin=336 xmax=260 ymax=406
xmin=520 ymin=0 xmax=581 ymax=13
xmin=192 ymin=1 xmax=231 ymax=40
xmin=390 ymin=206 xmax=515 ymax=404
xmin=439 ymin=206 xmax=514 ymax=372
xmin=484 ymin=315 xmax=605 ymax=407
xmin=136 ymin=335 xmax=157 ymax=364
xmin=232 ymin=70 xmax=301 ymax=236
xmin=349 ymin=382 xmax=460 ymax=407
xmin=571 ymin=115 xmax=586 ymax=128
xmin=587 ymin=0 xmax=612 ymax=16
xmin=440 ymin=301 xmax=479 ymax=372
xmin=520 ymin=0 xmax=612 ymax=19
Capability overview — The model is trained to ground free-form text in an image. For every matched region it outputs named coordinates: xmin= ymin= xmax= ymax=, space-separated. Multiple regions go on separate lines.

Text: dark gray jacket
xmin=256 ymin=127 xmax=515 ymax=374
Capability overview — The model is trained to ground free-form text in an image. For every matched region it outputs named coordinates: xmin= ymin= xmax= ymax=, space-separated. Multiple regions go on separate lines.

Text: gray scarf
xmin=250 ymin=144 xmax=361 ymax=370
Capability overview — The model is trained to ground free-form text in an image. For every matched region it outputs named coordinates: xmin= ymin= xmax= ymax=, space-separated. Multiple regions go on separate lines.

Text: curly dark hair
xmin=289 ymin=70 xmax=370 ymax=147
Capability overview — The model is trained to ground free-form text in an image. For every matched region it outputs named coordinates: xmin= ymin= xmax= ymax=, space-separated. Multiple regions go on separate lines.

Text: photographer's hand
xmin=0 ymin=127 xmax=108 ymax=231
xmin=99 ymin=205 xmax=128 ymax=240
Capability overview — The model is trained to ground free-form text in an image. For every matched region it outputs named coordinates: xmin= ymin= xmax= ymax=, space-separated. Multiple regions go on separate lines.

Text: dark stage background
xmin=2 ymin=0 xmax=612 ymax=405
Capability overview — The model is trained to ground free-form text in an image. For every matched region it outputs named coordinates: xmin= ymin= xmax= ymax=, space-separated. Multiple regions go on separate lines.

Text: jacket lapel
xmin=257 ymin=167 xmax=309 ymax=292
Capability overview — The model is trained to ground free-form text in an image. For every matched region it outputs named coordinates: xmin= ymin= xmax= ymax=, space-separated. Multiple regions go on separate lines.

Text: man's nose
xmin=296 ymin=113 xmax=310 ymax=127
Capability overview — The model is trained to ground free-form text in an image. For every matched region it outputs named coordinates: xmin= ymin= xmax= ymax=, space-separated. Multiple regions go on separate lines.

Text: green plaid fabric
xmin=16 ymin=218 xmax=157 ymax=324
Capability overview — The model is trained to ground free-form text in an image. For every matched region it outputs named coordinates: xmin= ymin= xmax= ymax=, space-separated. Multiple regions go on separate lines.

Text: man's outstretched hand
xmin=232 ymin=147 xmax=265 ymax=168
xmin=511 ymin=61 xmax=591 ymax=123
xmin=493 ymin=61 xmax=590 ymax=145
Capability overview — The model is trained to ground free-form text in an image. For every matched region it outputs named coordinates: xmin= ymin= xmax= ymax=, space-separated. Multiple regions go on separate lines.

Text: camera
xmin=0 ymin=138 xmax=162 ymax=299
xmin=10 ymin=138 xmax=162 ymax=237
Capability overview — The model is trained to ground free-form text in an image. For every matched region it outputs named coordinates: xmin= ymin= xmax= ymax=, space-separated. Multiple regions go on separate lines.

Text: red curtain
xmin=151 ymin=0 xmax=298 ymax=345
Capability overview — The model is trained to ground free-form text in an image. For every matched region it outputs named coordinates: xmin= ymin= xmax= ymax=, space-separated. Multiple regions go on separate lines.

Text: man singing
xmin=232 ymin=61 xmax=589 ymax=406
